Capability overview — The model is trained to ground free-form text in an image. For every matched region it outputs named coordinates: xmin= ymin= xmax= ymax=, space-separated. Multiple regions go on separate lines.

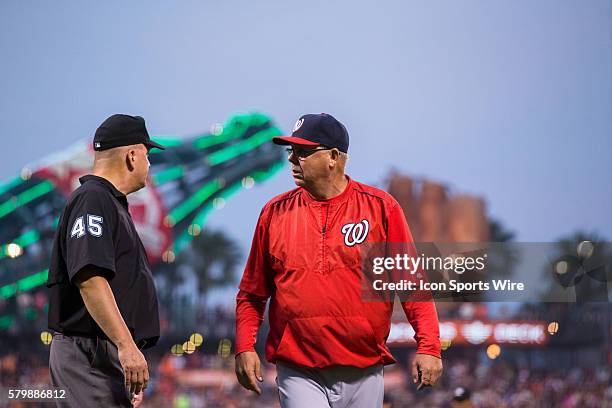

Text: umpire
xmin=46 ymin=114 xmax=164 ymax=407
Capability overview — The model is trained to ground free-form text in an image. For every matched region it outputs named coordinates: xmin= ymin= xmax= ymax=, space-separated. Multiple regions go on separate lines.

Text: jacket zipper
xmin=321 ymin=204 xmax=330 ymax=274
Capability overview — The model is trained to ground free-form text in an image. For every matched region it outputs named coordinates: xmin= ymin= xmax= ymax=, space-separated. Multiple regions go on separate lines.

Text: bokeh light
xmin=6 ymin=243 xmax=22 ymax=258
xmin=188 ymin=224 xmax=202 ymax=237
xmin=218 ymin=339 xmax=232 ymax=358
xmin=210 ymin=123 xmax=223 ymax=136
xmin=486 ymin=344 xmax=501 ymax=359
xmin=171 ymin=344 xmax=184 ymax=357
xmin=189 ymin=332 xmax=203 ymax=347
xmin=242 ymin=176 xmax=255 ymax=189
xmin=20 ymin=167 xmax=32 ymax=180
xmin=548 ymin=321 xmax=559 ymax=335
xmin=40 ymin=331 xmax=52 ymax=345
xmin=213 ymin=198 xmax=226 ymax=209
xmin=183 ymin=341 xmax=196 ymax=355
xmin=555 ymin=261 xmax=569 ymax=275
xmin=576 ymin=241 xmax=594 ymax=259
xmin=162 ymin=250 xmax=176 ymax=263
xmin=163 ymin=216 xmax=175 ymax=228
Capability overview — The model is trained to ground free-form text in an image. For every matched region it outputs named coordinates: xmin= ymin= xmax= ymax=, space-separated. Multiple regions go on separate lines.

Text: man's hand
xmin=75 ymin=267 xmax=150 ymax=395
xmin=118 ymin=343 xmax=149 ymax=395
xmin=411 ymin=353 xmax=443 ymax=389
xmin=131 ymin=391 xmax=144 ymax=408
xmin=235 ymin=351 xmax=263 ymax=395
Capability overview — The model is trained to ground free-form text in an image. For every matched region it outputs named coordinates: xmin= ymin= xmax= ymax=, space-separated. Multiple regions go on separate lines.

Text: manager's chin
xmin=291 ymin=173 xmax=305 ymax=186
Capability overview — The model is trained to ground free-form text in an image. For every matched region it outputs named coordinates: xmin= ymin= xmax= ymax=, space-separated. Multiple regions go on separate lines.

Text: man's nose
xmin=288 ymin=152 xmax=299 ymax=164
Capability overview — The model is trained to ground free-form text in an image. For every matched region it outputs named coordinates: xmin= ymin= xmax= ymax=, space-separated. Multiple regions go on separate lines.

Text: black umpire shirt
xmin=47 ymin=175 xmax=160 ymax=349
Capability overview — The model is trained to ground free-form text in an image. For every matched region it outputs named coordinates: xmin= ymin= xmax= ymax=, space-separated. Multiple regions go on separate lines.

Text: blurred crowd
xmin=1 ymin=302 xmax=610 ymax=407
xmin=382 ymin=358 xmax=612 ymax=408
xmin=1 ymin=348 xmax=611 ymax=408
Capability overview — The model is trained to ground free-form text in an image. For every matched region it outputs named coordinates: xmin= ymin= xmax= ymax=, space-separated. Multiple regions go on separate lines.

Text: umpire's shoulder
xmin=69 ymin=180 xmax=108 ymax=200
xmin=65 ymin=181 xmax=117 ymax=214
xmin=351 ymin=179 xmax=401 ymax=209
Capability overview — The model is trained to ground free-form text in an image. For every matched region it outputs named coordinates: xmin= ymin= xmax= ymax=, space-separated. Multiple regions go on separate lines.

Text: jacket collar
xmin=302 ymin=175 xmax=353 ymax=206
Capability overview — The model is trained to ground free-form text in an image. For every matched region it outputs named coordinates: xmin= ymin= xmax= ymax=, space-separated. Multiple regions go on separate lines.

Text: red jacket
xmin=236 ymin=176 xmax=441 ymax=368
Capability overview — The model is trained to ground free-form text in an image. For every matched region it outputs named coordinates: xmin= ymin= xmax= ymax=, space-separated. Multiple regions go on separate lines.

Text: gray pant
xmin=49 ymin=333 xmax=132 ymax=407
xmin=276 ymin=362 xmax=384 ymax=408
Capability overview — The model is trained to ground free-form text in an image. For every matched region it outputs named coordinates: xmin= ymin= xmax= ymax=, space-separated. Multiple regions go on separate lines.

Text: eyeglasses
xmin=285 ymin=146 xmax=332 ymax=159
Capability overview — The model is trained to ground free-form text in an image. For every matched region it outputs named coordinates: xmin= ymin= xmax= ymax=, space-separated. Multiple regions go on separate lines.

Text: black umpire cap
xmin=93 ymin=114 xmax=165 ymax=151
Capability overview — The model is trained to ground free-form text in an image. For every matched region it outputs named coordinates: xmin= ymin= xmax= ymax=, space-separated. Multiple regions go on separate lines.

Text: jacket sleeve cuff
xmin=415 ymin=347 xmax=442 ymax=359
xmin=235 ymin=344 xmax=257 ymax=355
xmin=235 ymin=347 xmax=256 ymax=357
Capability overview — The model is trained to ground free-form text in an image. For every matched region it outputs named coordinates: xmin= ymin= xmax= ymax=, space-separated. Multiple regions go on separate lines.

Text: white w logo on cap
xmin=341 ymin=219 xmax=370 ymax=247
xmin=292 ymin=118 xmax=304 ymax=133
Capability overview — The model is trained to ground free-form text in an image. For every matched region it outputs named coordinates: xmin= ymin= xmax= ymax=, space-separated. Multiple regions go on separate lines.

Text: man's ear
xmin=329 ymin=148 xmax=340 ymax=166
xmin=126 ymin=149 xmax=136 ymax=171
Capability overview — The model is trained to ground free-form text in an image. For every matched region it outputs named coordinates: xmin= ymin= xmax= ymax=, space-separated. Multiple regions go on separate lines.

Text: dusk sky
xmin=1 ymin=1 xmax=610 ymax=256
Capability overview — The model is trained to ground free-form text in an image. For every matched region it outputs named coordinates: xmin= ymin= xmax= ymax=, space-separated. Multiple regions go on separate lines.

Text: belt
xmin=53 ymin=332 xmax=148 ymax=350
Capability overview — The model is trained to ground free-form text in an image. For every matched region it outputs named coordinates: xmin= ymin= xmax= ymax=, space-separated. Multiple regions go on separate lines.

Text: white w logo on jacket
xmin=341 ymin=219 xmax=370 ymax=247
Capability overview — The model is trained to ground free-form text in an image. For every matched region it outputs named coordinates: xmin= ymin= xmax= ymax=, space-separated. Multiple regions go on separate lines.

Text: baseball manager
xmin=235 ymin=113 xmax=443 ymax=407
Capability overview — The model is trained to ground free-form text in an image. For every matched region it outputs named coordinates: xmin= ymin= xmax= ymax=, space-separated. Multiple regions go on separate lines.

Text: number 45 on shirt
xmin=71 ymin=215 xmax=104 ymax=238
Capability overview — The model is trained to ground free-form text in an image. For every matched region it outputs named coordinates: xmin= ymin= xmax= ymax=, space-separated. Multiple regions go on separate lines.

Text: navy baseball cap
xmin=273 ymin=113 xmax=349 ymax=153
xmin=93 ymin=114 xmax=165 ymax=151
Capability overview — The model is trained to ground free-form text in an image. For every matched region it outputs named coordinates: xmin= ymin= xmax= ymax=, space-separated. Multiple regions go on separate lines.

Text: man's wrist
xmin=416 ymin=350 xmax=442 ymax=359
xmin=114 ymin=335 xmax=136 ymax=349
xmin=235 ymin=347 xmax=256 ymax=356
